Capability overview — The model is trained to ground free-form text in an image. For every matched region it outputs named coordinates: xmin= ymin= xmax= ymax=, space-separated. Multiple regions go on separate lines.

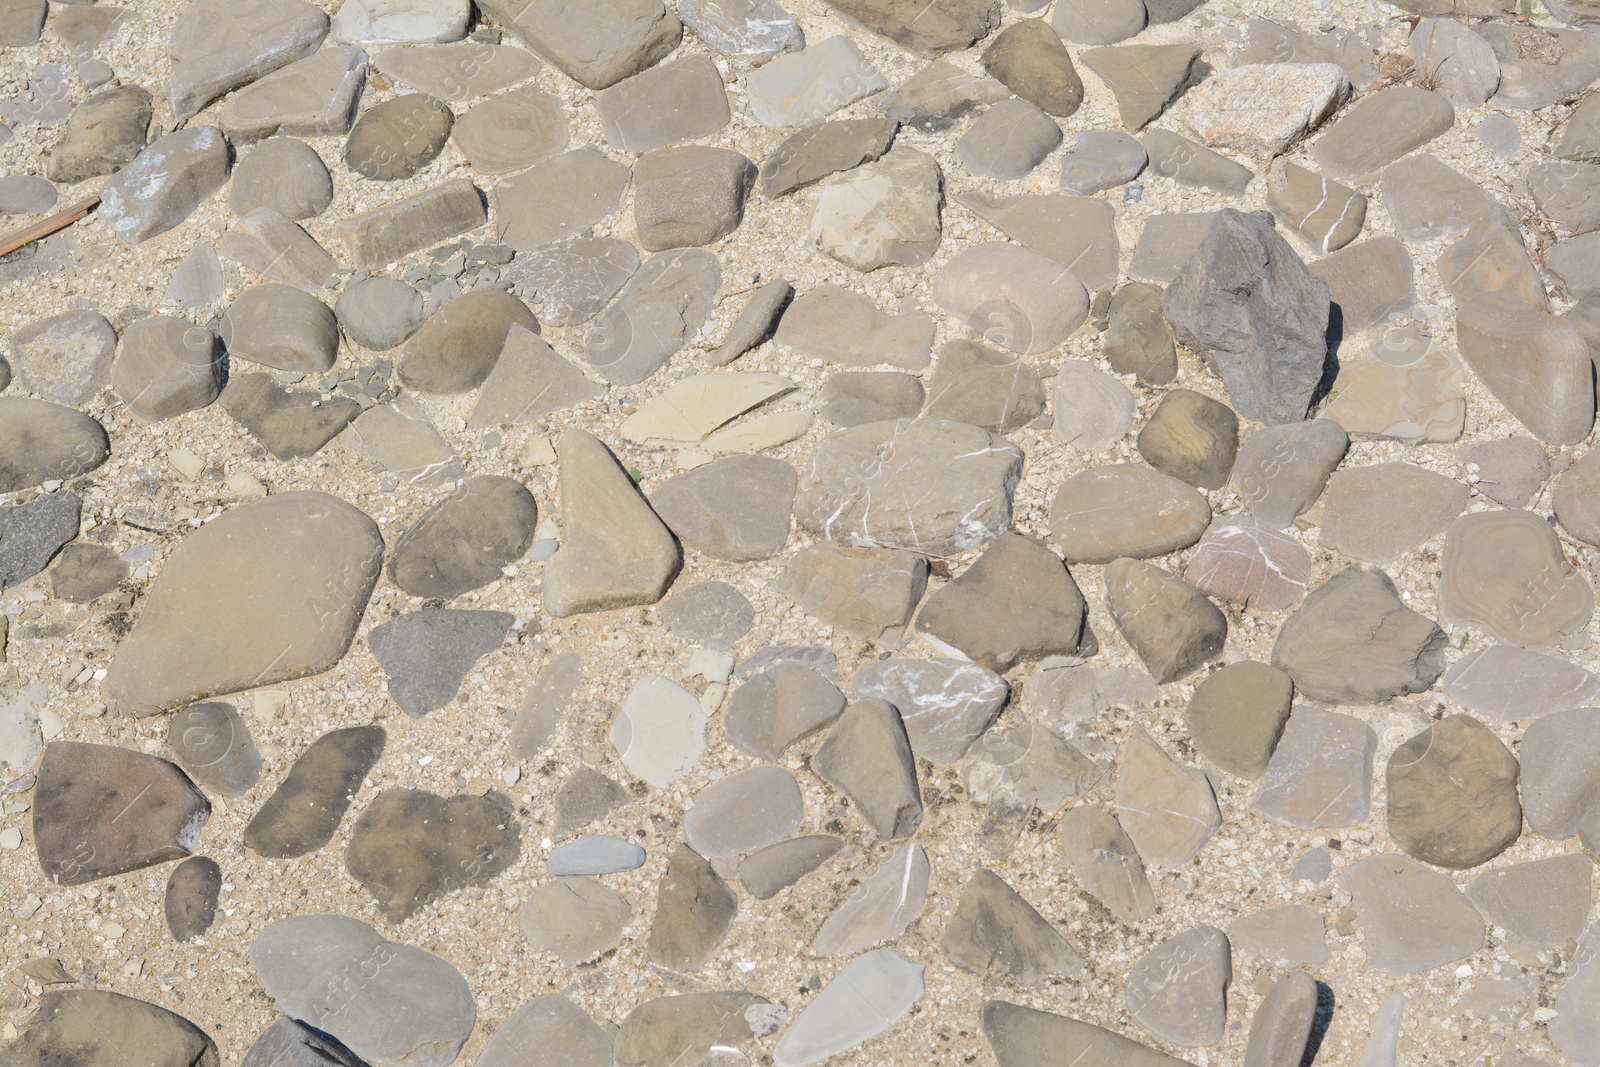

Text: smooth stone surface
xmin=633 ymin=145 xmax=754 ymax=251
xmin=373 ymin=42 xmax=541 ymax=103
xmin=814 ymin=698 xmax=921 ymax=839
xmin=4 ymin=991 xmax=219 ymax=1067
xmin=1162 ymin=208 xmax=1330 ymax=426
xmin=106 ymin=493 xmax=382 ymax=717
xmin=369 ymin=609 xmax=513 ymax=716
xmin=345 ymin=93 xmax=452 ymax=181
xmin=1554 ymin=923 xmax=1600 ymax=1066
xmin=1136 ymin=388 xmax=1238 ymax=490
xmin=221 ymin=374 xmax=360 ymax=460
xmin=776 ymin=284 xmax=935 ymax=370
xmin=741 ymin=835 xmax=844 ymax=898
xmin=658 ymin=580 xmax=755 ymax=652
xmin=1318 ymin=463 xmax=1468 ymax=565
xmin=1466 ymin=854 xmax=1592 ymax=949
xmin=957 ymin=191 xmax=1118 ymax=292
xmin=1102 ymin=283 xmax=1176 ymax=383
xmin=504 ymin=237 xmax=639 ymax=327
xmin=679 ymin=0 xmax=804 ymax=57
xmin=1057 ymin=806 xmax=1156 ymax=922
xmin=780 ymin=544 xmax=926 ymax=643
xmin=332 ymin=0 xmax=469 ymax=46
xmin=1310 ymin=236 xmax=1416 ymax=332
xmin=1050 ymin=464 xmax=1210 ymax=564
xmin=615 ymin=991 xmax=765 ymax=1067
xmin=724 ymin=661 xmax=848 ymax=759
xmin=811 ymin=145 xmax=942 ymax=271
xmin=337 ymin=277 xmax=424 ymax=350
xmin=1312 ymin=86 xmax=1454 ymax=179
xmin=47 ymin=85 xmax=152 ymax=183
xmin=748 ymin=35 xmax=887 ymax=127
xmin=1105 ymin=558 xmax=1227 ymax=684
xmin=451 ymin=88 xmax=568 ymax=175
xmin=470 ymin=326 xmax=603 ymax=430
xmin=49 ymin=542 xmax=129 ymax=604
xmin=711 ymin=277 xmax=793 ymax=364
xmin=1481 ymin=22 xmax=1600 ymax=109
xmin=1265 ymin=160 xmax=1366 ymax=253
xmin=1383 ymin=152 xmax=1507 ymax=242
xmin=1185 ymin=661 xmax=1294 ymax=779
xmin=1387 ymin=714 xmax=1521 ymax=869
xmin=1243 ymin=972 xmax=1317 ymax=1067
xmin=9 ymin=309 xmax=116 ymax=407
xmin=824 ymin=0 xmax=998 ymax=55
xmin=241 ymin=1016 xmax=369 ymax=1067
xmin=346 ymin=789 xmax=518 ymax=921
xmin=100 ymin=127 xmax=231 ymax=245
xmin=1323 ymin=331 xmax=1466 ymax=445
xmin=814 ymin=841 xmax=927 ymax=955
xmin=1233 ymin=419 xmax=1348 ymax=528
xmin=923 ymin=339 xmax=1044 ymax=431
xmin=0 ymin=174 xmax=55 ymax=215
xmin=1440 ymin=509 xmax=1592 ymax=649
xmin=481 ymin=0 xmax=681 ymax=91
xmin=1114 ymin=726 xmax=1221 ymax=867
xmin=1229 ymin=905 xmax=1330 ymax=967
xmin=1410 ymin=17 xmax=1500 ymax=106
xmin=1251 ymin=707 xmax=1376 ymax=828
xmin=401 ymin=288 xmax=540 ymax=394
xmin=1515 ymin=708 xmax=1600 ymax=850
xmin=820 ymin=371 xmax=924 ymax=426
xmin=335 ymin=178 xmax=487 ymax=271
xmin=1457 ymin=437 xmax=1549 ymax=508
xmin=1440 ymin=218 xmax=1548 ymax=309
xmin=0 ymin=492 xmax=80 ymax=591
xmin=1444 ymin=645 xmax=1600 ymax=720
xmin=1059 ymin=128 xmax=1147 ymax=193
xmin=547 ymin=834 xmax=647 ymax=876
xmin=167 ymin=0 xmax=328 ymax=121
xmin=1556 ymin=450 xmax=1600 ymax=548
xmin=981 ymin=18 xmax=1083 ymax=116
xmin=169 ymin=244 xmax=226 ymax=308
xmin=955 ymin=97 xmax=1062 ymax=179
xmin=961 ymin=719 xmax=1104 ymax=810
xmin=232 ymin=137 xmax=334 ymax=219
xmin=251 ymin=915 xmax=473 ymax=1067
xmin=878 ymin=58 xmax=1010 ymax=132
xmin=983 ymin=1001 xmax=1191 ymax=1067
xmin=219 ymin=208 xmax=340 ymax=291
xmin=596 ymin=55 xmax=728 ymax=152
xmin=651 ymin=455 xmax=796 ymax=561
xmin=0 ymin=398 xmax=109 ymax=493
xmin=1052 ymin=360 xmax=1136 ymax=448
xmin=1124 ymin=926 xmax=1230 ymax=1047
xmin=33 ymin=740 xmax=208 ymax=885
xmin=475 ymin=995 xmax=610 ymax=1067
xmin=586 ymin=249 xmax=720 ymax=385
xmin=852 ymin=658 xmax=1008 ymax=763
xmin=1144 ymin=128 xmax=1254 ymax=195
xmin=648 ymin=843 xmax=737 ymax=971
xmin=760 ymin=119 xmax=896 ymax=200
xmin=1343 ymin=854 xmax=1486 ymax=973
xmin=220 ymin=284 xmax=339 ymax=374
xmin=772 ymin=949 xmax=924 ymax=1067
xmin=1080 ymin=43 xmax=1202 ymax=130
xmin=220 ymin=45 xmax=366 ymax=144
xmin=519 ymin=877 xmax=631 ymax=965
xmin=167 ymin=701 xmax=261 ymax=797
xmin=1272 ymin=566 xmax=1447 ymax=704
xmin=935 ymin=242 xmax=1088 ymax=355
xmin=494 ymin=148 xmax=631 ymax=251
xmin=684 ymin=765 xmax=804 ymax=857
xmin=389 ymin=476 xmax=537 ymax=600
xmin=543 ymin=429 xmax=681 ymax=616
xmin=1053 ymin=0 xmax=1144 ymax=44
xmin=611 ymin=675 xmax=708 ymax=787
xmin=942 ymin=867 xmax=1085 ymax=985
xmin=1457 ymin=290 xmax=1595 ymax=445
xmin=1184 ymin=517 xmax=1311 ymax=613
xmin=244 ymin=726 xmax=385 ymax=858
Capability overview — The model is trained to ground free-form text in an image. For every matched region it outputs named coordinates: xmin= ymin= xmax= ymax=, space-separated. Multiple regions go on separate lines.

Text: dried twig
xmin=0 ymin=194 xmax=100 ymax=259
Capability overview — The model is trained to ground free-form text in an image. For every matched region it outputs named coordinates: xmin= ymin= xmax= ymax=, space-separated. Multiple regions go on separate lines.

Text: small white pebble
xmin=418 ymin=754 xmax=434 ymax=766
xmin=0 ymin=827 xmax=22 ymax=850
xmin=1454 ymin=964 xmax=1473 ymax=978
xmin=502 ymin=766 xmax=521 ymax=787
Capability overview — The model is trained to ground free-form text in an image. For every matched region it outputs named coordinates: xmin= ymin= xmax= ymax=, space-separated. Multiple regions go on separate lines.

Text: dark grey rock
xmin=220 ymin=374 xmax=360 ymax=460
xmin=0 ymin=398 xmax=109 ymax=494
xmin=4 ymin=991 xmax=219 ymax=1067
xmin=942 ymin=867 xmax=1085 ymax=985
xmin=242 ymin=1017 xmax=371 ymax=1067
xmin=164 ymin=855 xmax=222 ymax=942
xmin=368 ymin=609 xmax=514 ymax=717
xmin=243 ymin=726 xmax=385 ymax=858
xmin=400 ymin=288 xmax=541 ymax=394
xmin=877 ymin=59 xmax=1010 ymax=133
xmin=1103 ymin=282 xmax=1176 ymax=384
xmin=389 ymin=476 xmax=537 ymax=599
xmin=49 ymin=542 xmax=128 ymax=603
xmin=1 ymin=492 xmax=81 ymax=590
xmin=739 ymin=835 xmax=843 ymax=898
xmin=552 ymin=766 xmax=630 ymax=838
xmin=345 ymin=789 xmax=519 ymax=922
xmin=981 ymin=20 xmax=1083 ymax=116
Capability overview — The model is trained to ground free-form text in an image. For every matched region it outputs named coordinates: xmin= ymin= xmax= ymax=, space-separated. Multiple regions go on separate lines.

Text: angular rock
xmin=0 ymin=493 xmax=80 ymax=590
xmin=814 ymin=699 xmax=921 ymax=839
xmin=1186 ymin=662 xmax=1294 ymax=779
xmin=1457 ymin=437 xmax=1549 ymax=508
xmin=648 ymin=843 xmax=736 ymax=971
xmin=1232 ymin=419 xmax=1348 ymax=528
xmin=585 ymin=248 xmax=719 ymax=385
xmin=1080 ymin=43 xmax=1202 ymax=129
xmin=243 ymin=726 xmax=384 ymax=858
xmin=772 ymin=949 xmax=924 ymax=1067
xmin=504 ymin=237 xmax=638 ymax=328
xmin=388 ymin=477 xmax=536 ymax=600
xmin=543 ymin=430 xmax=681 ymax=616
xmin=107 ymin=493 xmax=383 ymax=716
xmin=1053 ymin=0 xmax=1144 ymax=45
xmin=518 ymin=878 xmax=630 ymax=965
xmin=46 ymin=85 xmax=152 ymax=183
xmin=852 ymin=658 xmax=1007 ymax=763
xmin=814 ymin=841 xmax=928 ymax=955
xmin=9 ymin=309 xmax=116 ymax=407
xmin=942 ymin=867 xmax=1085 ymax=985
xmin=346 ymin=789 xmax=519 ymax=921
xmin=1105 ymin=558 xmax=1226 ymax=683
xmin=242 ymin=1016 xmax=368 ymax=1067
xmin=1050 ymin=464 xmax=1209 ymax=563
xmin=596 ymin=55 xmax=727 ymax=152
xmin=1319 ymin=462 xmax=1468 ymax=565
xmin=615 ymin=992 xmax=765 ymax=1067
xmin=1162 ymin=208 xmax=1331 ymax=426
xmin=493 ymin=149 xmax=630 ymax=251
xmin=811 ymin=146 xmax=941 ymax=271
xmin=220 ymin=45 xmax=365 ymax=144
xmin=1057 ymin=806 xmax=1155 ymax=922
xmin=878 ymin=59 xmax=1010 ymax=133
xmin=1457 ymin=290 xmax=1594 ymax=445
xmin=33 ymin=741 xmax=208 ymax=885
xmin=795 ymin=418 xmax=1020 ymax=556
xmin=4 ymin=991 xmax=219 ymax=1067
xmin=1265 ymin=160 xmax=1366 ymax=253
xmin=251 ymin=915 xmax=473 ymax=1067
xmin=221 ymin=374 xmax=360 ymax=460
xmin=335 ymin=179 xmax=487 ymax=272
xmin=741 ymin=836 xmax=844 ymax=899
xmin=923 ymin=340 xmax=1044 ymax=431
xmin=167 ymin=0 xmax=329 ymax=122
xmin=760 ymin=119 xmax=896 ymax=200
xmin=679 ymin=0 xmax=804 ymax=58
xmin=373 ymin=42 xmax=542 ymax=103
xmin=1444 ymin=645 xmax=1600 ymax=721
xmin=1059 ymin=128 xmax=1147 ymax=194
xmin=482 ymin=0 xmax=681 ymax=91
xmin=1311 ymin=86 xmax=1454 ymax=179
xmin=658 ymin=581 xmax=754 ymax=652
xmin=981 ymin=18 xmax=1082 ymax=116
xmin=982 ymin=1001 xmax=1191 ymax=1067
xmin=169 ymin=244 xmax=226 ymax=308
xmin=610 ymin=675 xmax=708 ymax=787
xmin=1323 ymin=330 xmax=1466 ymax=445
xmin=1184 ymin=518 xmax=1311 ymax=613
xmin=50 ymin=542 xmax=129 ymax=604
xmin=166 ymin=701 xmax=262 ymax=797
xmin=0 ymin=398 xmax=109 ymax=494
xmin=933 ymin=242 xmax=1089 ymax=355
xmin=824 ymin=0 xmax=998 ymax=56
xmin=220 ymin=208 xmax=341 ymax=292
xmin=332 ymin=0 xmax=470 ymax=44
xmin=1099 ymin=285 xmax=1175 ymax=385
xmin=1124 ymin=926 xmax=1230 ymax=1047
xmin=684 ymin=765 xmax=804 ymax=858
xmin=1440 ymin=509 xmax=1592 ymax=649
xmin=724 ymin=662 xmax=848 ymax=759
xmin=775 ymin=284 xmax=934 ymax=370
xmin=653 ymin=455 xmax=795 ymax=561
xmin=1250 ymin=707 xmax=1376 ymax=828
xmin=547 ymin=835 xmax=645 ymax=876
xmin=961 ymin=719 xmax=1104 ymax=810
xmin=1144 ymin=128 xmax=1254 ymax=195
xmin=99 ymin=127 xmax=230 ymax=245
xmin=1342 ymin=854 xmax=1486 ymax=973
xmin=711 ymin=277 xmax=793 ymax=364
xmin=400 ymin=288 xmax=540 ymax=393
xmin=748 ymin=35 xmax=887 ymax=126
xmin=1187 ymin=63 xmax=1348 ymax=156
xmin=1387 ymin=714 xmax=1521 ymax=869
xmin=1052 ymin=360 xmax=1136 ymax=448
xmin=1129 ymin=211 xmax=1218 ymax=283
xmin=368 ymin=609 xmax=513 ymax=717
xmin=1466 ymin=853 xmax=1592 ymax=950
xmin=957 ymin=191 xmax=1118 ymax=292
xmin=220 ymin=284 xmax=339 ymax=373
xmin=1382 ymin=153 xmax=1507 ymax=242
xmin=1273 ymin=567 xmax=1447 ymax=704
xmin=1228 ymin=905 xmax=1330 ymax=967
xmin=1114 ymin=727 xmax=1221 ymax=866
xmin=470 ymin=326 xmax=603 ymax=429
xmin=232 ymin=137 xmax=335 ymax=219
xmin=955 ymin=98 xmax=1063 ymax=180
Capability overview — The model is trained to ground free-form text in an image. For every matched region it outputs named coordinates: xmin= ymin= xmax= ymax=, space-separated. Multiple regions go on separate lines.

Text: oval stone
xmin=684 ymin=765 xmax=804 ymax=857
xmin=1440 ymin=509 xmax=1593 ymax=649
xmin=1049 ymin=463 xmax=1210 ymax=563
xmin=0 ymin=397 xmax=110 ymax=493
xmin=1387 ymin=714 xmax=1522 ymax=870
xmin=166 ymin=701 xmax=262 ymax=796
xmin=933 ymin=242 xmax=1090 ymax=355
xmin=165 ymin=855 xmax=222 ymax=942
xmin=548 ymin=834 xmax=647 ymax=876
xmin=105 ymin=492 xmax=384 ymax=717
xmin=218 ymin=283 xmax=339 ymax=374
xmin=389 ymin=475 xmax=538 ymax=599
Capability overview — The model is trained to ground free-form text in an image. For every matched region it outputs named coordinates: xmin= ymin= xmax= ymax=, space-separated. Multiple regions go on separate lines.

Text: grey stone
xmin=852 ymin=657 xmax=1008 ymax=763
xmin=814 ymin=841 xmax=928 ymax=955
xmin=8 ymin=310 xmax=116 ymax=407
xmin=596 ymin=55 xmax=727 ymax=152
xmin=1228 ymin=905 xmax=1330 ymax=967
xmin=1556 ymin=92 xmax=1600 ymax=160
xmin=368 ymin=609 xmax=512 ymax=716
xmin=611 ymin=675 xmax=708 ymax=786
xmin=504 ymin=237 xmax=639 ymax=328
xmin=1232 ymin=419 xmax=1348 ymax=528
xmin=232 ymin=137 xmax=334 ymax=220
xmin=1250 ymin=706 xmax=1376 ymax=828
xmin=1162 ymin=208 xmax=1331 ymax=426
xmin=814 ymin=698 xmax=921 ymax=839
xmin=1080 ymin=43 xmax=1202 ymax=129
xmin=1114 ymin=727 xmax=1221 ymax=866
xmin=345 ymin=94 xmax=452 ymax=181
xmin=1383 ymin=153 xmax=1507 ymax=242
xmin=1457 ymin=437 xmax=1550 ymax=508
xmin=0 ymin=493 xmax=80 ymax=591
xmin=1136 ymin=388 xmax=1238 ymax=490
xmin=469 ymin=325 xmax=603 ymax=430
xmin=916 ymin=532 xmax=1087 ymax=671
xmin=820 ymin=371 xmax=924 ymax=426
xmin=99 ymin=127 xmax=230 ymax=244
xmin=1186 ymin=662 xmax=1294 ymax=779
xmin=648 ymin=843 xmax=736 ymax=971
xmin=1466 ymin=854 xmax=1592 ymax=949
xmin=1272 ymin=566 xmax=1447 ymax=704
xmin=243 ymin=726 xmax=385 ymax=858
xmin=711 ymin=277 xmax=793 ymax=364
xmin=1103 ymin=283 xmax=1176 ymax=383
xmin=480 ymin=0 xmax=682 ymax=91
xmin=1291 ymin=849 xmax=1332 ymax=883
xmin=961 ymin=719 xmax=1104 ymax=809
xmin=167 ymin=0 xmax=329 ymax=122
xmin=49 ymin=542 xmax=128 ymax=603
xmin=1478 ymin=112 xmax=1522 ymax=157
xmin=760 ymin=119 xmax=896 ymax=200
xmin=652 ymin=455 xmax=795 ymax=562
xmin=346 ymin=789 xmax=518 ymax=921
xmin=1144 ymin=128 xmax=1254 ymax=195
xmin=1481 ymin=23 xmax=1600 ymax=110
xmin=825 ymin=0 xmax=997 ymax=55
xmin=389 ymin=476 xmax=537 ymax=600
xmin=509 ymin=654 xmax=582 ymax=760
xmin=1440 ymin=509 xmax=1592 ymax=649
xmin=106 ymin=493 xmax=383 ymax=717
xmin=748 ymin=35 xmax=887 ymax=126
xmin=1556 ymin=449 xmax=1600 ymax=548
xmin=811 ymin=145 xmax=942 ymax=271
xmin=342 ymin=397 xmax=467 ymax=488
xmin=1128 ymin=211 xmax=1217 ymax=283
xmin=775 ymin=284 xmax=934 ymax=371
xmin=1059 ymin=129 xmax=1146 ymax=196
xmin=956 ymin=191 xmax=1119 ymax=292
xmin=547 ymin=834 xmax=645 ymax=875
xmin=112 ymin=316 xmax=223 ymax=422
xmin=241 ymin=1017 xmax=369 ymax=1067
xmin=552 ymin=766 xmax=629 ymax=838
xmin=1518 ymin=707 xmax=1600 ymax=849
xmin=335 ymin=178 xmax=487 ymax=272
xmin=220 ymin=283 xmax=339 ymax=374
xmin=923 ymin=339 xmax=1045 ymax=431
xmin=4 ymin=991 xmax=218 ymax=1067
xmin=493 ymin=148 xmax=630 ymax=251
xmin=0 ymin=398 xmax=109 ymax=494
xmin=772 ymin=949 xmax=924 ymax=1067
xmin=250 ymin=915 xmax=473 ymax=1067
xmin=1104 ymin=558 xmax=1227 ymax=684
xmin=1186 ymin=62 xmax=1349 ymax=157
xmin=1439 ymin=218 xmax=1548 ymax=311
xmin=955 ymin=98 xmax=1062 ymax=180
xmin=684 ymin=765 xmax=804 ymax=857
xmin=166 ymin=701 xmax=261 ymax=796
xmin=724 ymin=662 xmax=848 ymax=759
xmin=221 ymin=374 xmax=360 ymax=460
xmin=1242 ymin=972 xmax=1317 ymax=1067
xmin=32 ymin=740 xmax=208 ymax=885
xmin=1444 ymin=645 xmax=1600 ymax=721
xmin=400 ymin=288 xmax=540 ymax=393
xmin=586 ymin=248 xmax=719 ymax=385
xmin=336 ymin=277 xmax=424 ymax=350
xmin=1124 ymin=926 xmax=1230 ymax=1047
xmin=877 ymin=59 xmax=1010 ymax=133
xmin=1053 ymin=0 xmax=1143 ymax=44
xmin=1265 ymin=160 xmax=1365 ymax=253
xmin=633 ymin=145 xmax=754 ymax=251
xmin=0 ymin=0 xmax=45 ymax=46
xmin=169 ymin=243 xmax=225 ymax=308
xmin=615 ymin=992 xmax=766 ymax=1067
xmin=658 ymin=581 xmax=754 ymax=651
xmin=1319 ymin=463 xmax=1468 ymax=565
xmin=1311 ymin=86 xmax=1454 ymax=179
xmin=1554 ymin=924 xmax=1600 ymax=1066
xmin=740 ymin=836 xmax=843 ymax=898
xmin=934 ymin=241 xmax=1089 ymax=355
xmin=1184 ymin=517 xmax=1311 ymax=613
xmin=0 ymin=174 xmax=54 ymax=215
xmin=331 ymin=0 xmax=470 ymax=44
xmin=982 ymin=1000 xmax=1190 ymax=1067
xmin=1051 ymin=360 xmax=1136 ymax=448
xmin=679 ymin=0 xmax=804 ymax=57
xmin=1342 ymin=854 xmax=1485 ymax=973
xmin=1241 ymin=18 xmax=1380 ymax=88
xmin=518 ymin=878 xmax=630 ymax=964
xmin=1057 ymin=806 xmax=1156 ymax=922
xmin=451 ymin=88 xmax=569 ymax=175
xmin=1387 ymin=714 xmax=1521 ymax=869
xmin=1049 ymin=463 xmax=1210 ymax=564
xmin=942 ymin=867 xmax=1085 ymax=985
xmin=220 ymin=208 xmax=341 ymax=292
xmin=220 ymin=45 xmax=365 ymax=144
xmin=373 ymin=42 xmax=542 ymax=103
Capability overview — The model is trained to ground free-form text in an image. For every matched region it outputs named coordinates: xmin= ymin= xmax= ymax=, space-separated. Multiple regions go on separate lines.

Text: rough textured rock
xmin=481 ymin=0 xmax=682 ymax=90
xmin=586 ymin=248 xmax=720 ymax=385
xmin=780 ymin=545 xmax=927 ymax=644
xmin=220 ymin=283 xmax=339 ymax=374
xmin=9 ymin=309 xmax=117 ymax=407
xmin=99 ymin=127 xmax=231 ymax=245
xmin=0 ymin=492 xmax=80 ymax=591
xmin=814 ymin=841 xmax=927 ymax=955
xmin=1186 ymin=62 xmax=1349 ymax=156
xmin=1162 ymin=208 xmax=1331 ymax=425
xmin=1052 ymin=360 xmax=1136 ymax=448
xmin=878 ymin=58 xmax=1010 ymax=132
xmin=1114 ymin=727 xmax=1221 ymax=866
xmin=725 ymin=661 xmax=847 ymax=759
xmin=1050 ymin=464 xmax=1210 ymax=563
xmin=47 ymin=85 xmax=152 ymax=183
xmin=981 ymin=18 xmax=1083 ymax=116
xmin=811 ymin=146 xmax=942 ymax=271
xmin=1272 ymin=567 xmax=1447 ymax=704
xmin=679 ymin=0 xmax=804 ymax=58
xmin=852 ymin=657 xmax=1008 ymax=762
xmin=346 ymin=789 xmax=519 ymax=921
